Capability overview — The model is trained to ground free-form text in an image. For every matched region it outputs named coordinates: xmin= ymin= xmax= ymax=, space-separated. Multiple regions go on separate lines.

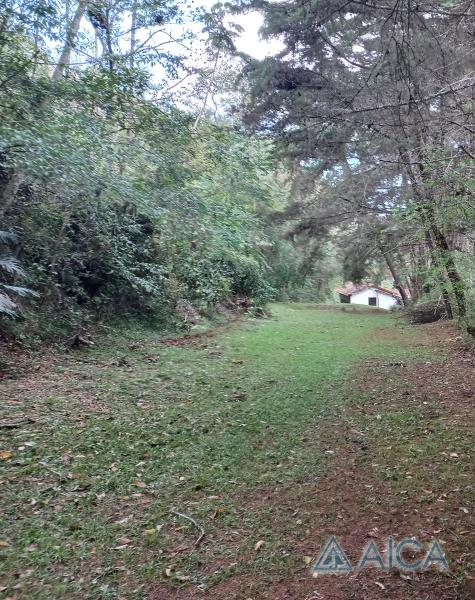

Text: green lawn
xmin=0 ymin=304 xmax=441 ymax=598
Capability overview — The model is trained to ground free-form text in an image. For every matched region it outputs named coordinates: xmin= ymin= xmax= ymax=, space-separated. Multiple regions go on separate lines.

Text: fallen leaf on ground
xmin=132 ymin=480 xmax=146 ymax=488
xmin=117 ymin=537 xmax=131 ymax=545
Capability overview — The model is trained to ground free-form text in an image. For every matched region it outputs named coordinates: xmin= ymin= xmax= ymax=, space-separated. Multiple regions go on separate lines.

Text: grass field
xmin=0 ymin=304 xmax=472 ymax=599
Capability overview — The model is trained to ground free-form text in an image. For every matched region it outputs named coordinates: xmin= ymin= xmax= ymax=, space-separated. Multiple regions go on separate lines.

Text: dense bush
xmin=0 ymin=14 xmax=300 ymax=341
xmin=403 ymin=301 xmax=448 ymax=325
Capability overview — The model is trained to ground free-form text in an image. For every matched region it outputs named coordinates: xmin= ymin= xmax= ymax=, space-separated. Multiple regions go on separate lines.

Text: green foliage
xmin=0 ymin=4 xmax=303 ymax=339
xmin=233 ymin=0 xmax=475 ymax=319
xmin=0 ymin=231 xmax=37 ymax=317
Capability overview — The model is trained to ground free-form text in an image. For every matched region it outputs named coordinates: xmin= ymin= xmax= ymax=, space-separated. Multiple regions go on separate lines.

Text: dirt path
xmin=1 ymin=307 xmax=473 ymax=600
xmin=149 ymin=321 xmax=475 ymax=600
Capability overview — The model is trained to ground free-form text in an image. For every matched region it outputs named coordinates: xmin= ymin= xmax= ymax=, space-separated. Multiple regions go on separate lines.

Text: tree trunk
xmin=413 ymin=135 xmax=467 ymax=319
xmin=1 ymin=1 xmax=88 ymax=216
xmin=0 ymin=171 xmax=24 ymax=219
xmin=399 ymin=145 xmax=466 ymax=318
xmin=428 ymin=218 xmax=466 ymax=318
xmin=193 ymin=48 xmax=220 ymax=130
xmin=52 ymin=0 xmax=87 ymax=81
xmin=406 ymin=275 xmax=419 ymax=303
xmin=130 ymin=0 xmax=137 ymax=67
xmin=425 ymin=230 xmax=454 ymax=320
xmin=104 ymin=7 xmax=114 ymax=74
xmin=380 ymin=244 xmax=410 ymax=306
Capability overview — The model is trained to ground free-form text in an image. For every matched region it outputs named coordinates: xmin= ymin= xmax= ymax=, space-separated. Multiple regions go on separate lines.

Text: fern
xmin=0 ymin=231 xmax=37 ymax=317
xmin=0 ymin=256 xmax=25 ymax=278
xmin=0 ymin=292 xmax=17 ymax=316
xmin=0 ymin=231 xmax=18 ymax=244
xmin=3 ymin=285 xmax=39 ymax=297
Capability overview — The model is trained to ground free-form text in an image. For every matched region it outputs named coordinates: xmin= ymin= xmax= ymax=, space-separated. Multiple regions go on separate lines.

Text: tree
xmin=231 ymin=0 xmax=475 ymax=319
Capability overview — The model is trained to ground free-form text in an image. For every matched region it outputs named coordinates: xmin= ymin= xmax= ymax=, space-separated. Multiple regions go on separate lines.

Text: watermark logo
xmin=313 ymin=536 xmax=353 ymax=574
xmin=312 ymin=536 xmax=448 ymax=575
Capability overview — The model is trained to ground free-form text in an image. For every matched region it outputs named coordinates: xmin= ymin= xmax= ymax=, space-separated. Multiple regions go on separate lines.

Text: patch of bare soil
xmin=148 ymin=321 xmax=474 ymax=600
xmin=159 ymin=316 xmax=244 ymax=348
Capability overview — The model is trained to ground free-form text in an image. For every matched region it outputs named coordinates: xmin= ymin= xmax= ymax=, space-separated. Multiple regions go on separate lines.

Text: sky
xmin=190 ymin=0 xmax=283 ymax=60
xmin=152 ymin=2 xmax=284 ymax=108
xmin=64 ymin=1 xmax=283 ymax=110
xmin=219 ymin=10 xmax=283 ymax=59
xmin=66 ymin=2 xmax=281 ymax=66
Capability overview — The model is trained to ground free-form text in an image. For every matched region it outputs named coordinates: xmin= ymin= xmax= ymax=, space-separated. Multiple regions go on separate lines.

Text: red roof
xmin=336 ymin=282 xmax=401 ymax=299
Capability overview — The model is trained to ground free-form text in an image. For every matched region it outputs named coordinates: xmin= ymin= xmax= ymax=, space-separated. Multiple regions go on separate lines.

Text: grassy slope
xmin=0 ymin=304 xmax=455 ymax=598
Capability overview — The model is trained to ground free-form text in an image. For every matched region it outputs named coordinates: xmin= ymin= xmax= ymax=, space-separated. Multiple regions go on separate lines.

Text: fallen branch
xmin=460 ymin=145 xmax=475 ymax=161
xmin=170 ymin=509 xmax=205 ymax=547
xmin=69 ymin=334 xmax=94 ymax=348
xmin=0 ymin=416 xmax=35 ymax=428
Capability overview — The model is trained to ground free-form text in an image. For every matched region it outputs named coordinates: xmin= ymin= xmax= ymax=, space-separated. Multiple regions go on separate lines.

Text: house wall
xmin=350 ymin=288 xmax=398 ymax=309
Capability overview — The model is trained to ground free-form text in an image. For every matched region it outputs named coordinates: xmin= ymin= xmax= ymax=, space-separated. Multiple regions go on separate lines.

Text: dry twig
xmin=171 ymin=509 xmax=205 ymax=547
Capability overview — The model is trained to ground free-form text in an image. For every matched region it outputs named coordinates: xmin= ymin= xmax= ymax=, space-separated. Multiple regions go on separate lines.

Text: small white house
xmin=336 ymin=283 xmax=401 ymax=310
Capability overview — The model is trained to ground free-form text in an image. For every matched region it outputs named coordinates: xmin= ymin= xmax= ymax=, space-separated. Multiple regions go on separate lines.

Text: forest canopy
xmin=230 ymin=0 xmax=475 ymax=322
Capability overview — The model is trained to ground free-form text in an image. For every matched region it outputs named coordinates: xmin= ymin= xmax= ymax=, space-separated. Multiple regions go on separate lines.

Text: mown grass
xmin=0 ymin=304 xmax=436 ymax=598
xmin=345 ymin=365 xmax=475 ymax=589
